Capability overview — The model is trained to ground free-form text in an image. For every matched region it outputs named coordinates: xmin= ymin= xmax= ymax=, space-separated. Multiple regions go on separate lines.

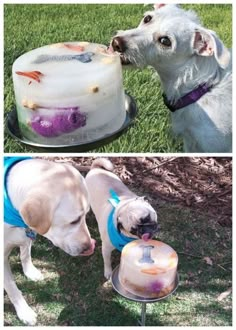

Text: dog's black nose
xmin=112 ymin=36 xmax=126 ymax=53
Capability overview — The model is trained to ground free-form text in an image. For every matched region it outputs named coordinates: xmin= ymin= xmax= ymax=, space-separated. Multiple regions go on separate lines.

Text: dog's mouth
xmin=141 ymin=233 xmax=153 ymax=241
xmin=138 ymin=231 xmax=154 ymax=241
xmin=131 ymin=223 xmax=159 ymax=241
xmin=107 ymin=44 xmax=132 ymax=66
xmin=118 ymin=53 xmax=132 ymax=65
xmin=79 ymin=239 xmax=96 ymax=256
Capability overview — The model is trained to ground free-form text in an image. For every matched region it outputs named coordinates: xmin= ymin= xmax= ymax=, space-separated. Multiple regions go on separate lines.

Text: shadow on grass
xmin=4 ymin=193 xmax=232 ymax=326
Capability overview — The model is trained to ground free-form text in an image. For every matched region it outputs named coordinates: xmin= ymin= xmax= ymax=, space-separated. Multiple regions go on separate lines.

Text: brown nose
xmin=112 ymin=36 xmax=126 ymax=53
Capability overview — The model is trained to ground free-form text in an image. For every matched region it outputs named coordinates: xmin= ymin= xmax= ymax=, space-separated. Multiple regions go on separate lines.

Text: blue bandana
xmin=107 ymin=189 xmax=137 ymax=252
xmin=4 ymin=157 xmax=37 ymax=240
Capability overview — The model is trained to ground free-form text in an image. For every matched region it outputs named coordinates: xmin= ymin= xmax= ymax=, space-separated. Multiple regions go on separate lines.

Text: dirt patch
xmin=110 ymin=157 xmax=232 ymax=228
xmin=42 ymin=156 xmax=232 ymax=227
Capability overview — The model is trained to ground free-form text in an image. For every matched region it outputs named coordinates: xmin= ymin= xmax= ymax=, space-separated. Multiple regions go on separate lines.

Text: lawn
xmin=4 ymin=3 xmax=232 ymax=153
xmin=4 ymin=157 xmax=232 ymax=326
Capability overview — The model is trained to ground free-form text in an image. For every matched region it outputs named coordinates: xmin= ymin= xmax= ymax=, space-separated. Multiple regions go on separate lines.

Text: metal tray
xmin=6 ymin=93 xmax=137 ymax=152
xmin=111 ymin=265 xmax=179 ymax=303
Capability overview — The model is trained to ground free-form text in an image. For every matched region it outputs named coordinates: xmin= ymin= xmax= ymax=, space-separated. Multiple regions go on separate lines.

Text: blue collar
xmin=107 ymin=189 xmax=136 ymax=251
xmin=4 ymin=157 xmax=37 ymax=240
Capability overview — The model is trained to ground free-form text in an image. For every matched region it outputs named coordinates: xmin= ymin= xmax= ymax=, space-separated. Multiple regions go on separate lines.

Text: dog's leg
xmin=4 ymin=248 xmax=37 ymax=325
xmin=20 ymin=239 xmax=44 ymax=281
xmin=102 ymin=241 xmax=114 ymax=279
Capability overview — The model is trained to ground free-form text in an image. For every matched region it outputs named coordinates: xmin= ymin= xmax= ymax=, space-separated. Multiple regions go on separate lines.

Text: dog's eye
xmin=117 ymin=222 xmax=123 ymax=233
xmin=158 ymin=36 xmax=172 ymax=47
xmin=143 ymin=15 xmax=152 ymax=24
xmin=71 ymin=216 xmax=81 ymax=225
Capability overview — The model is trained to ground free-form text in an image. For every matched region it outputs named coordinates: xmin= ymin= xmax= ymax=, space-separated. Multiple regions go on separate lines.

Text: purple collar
xmin=163 ymin=82 xmax=213 ymax=112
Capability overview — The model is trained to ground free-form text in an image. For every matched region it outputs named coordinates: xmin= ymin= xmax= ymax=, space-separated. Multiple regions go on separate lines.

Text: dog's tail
xmin=91 ymin=158 xmax=114 ymax=172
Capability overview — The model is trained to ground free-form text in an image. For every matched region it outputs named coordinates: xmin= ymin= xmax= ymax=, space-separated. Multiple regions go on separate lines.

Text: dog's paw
xmin=24 ymin=265 xmax=44 ymax=281
xmin=16 ymin=305 xmax=37 ymax=325
xmin=103 ymin=278 xmax=112 ymax=289
xmin=104 ymin=268 xmax=112 ymax=280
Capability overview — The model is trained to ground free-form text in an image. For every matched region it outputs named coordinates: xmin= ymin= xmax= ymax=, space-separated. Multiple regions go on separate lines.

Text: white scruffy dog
xmin=111 ymin=4 xmax=232 ymax=152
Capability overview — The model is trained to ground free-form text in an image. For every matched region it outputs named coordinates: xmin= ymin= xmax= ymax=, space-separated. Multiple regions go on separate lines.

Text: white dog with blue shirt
xmin=4 ymin=157 xmax=96 ymax=325
xmin=85 ymin=158 xmax=159 ymax=279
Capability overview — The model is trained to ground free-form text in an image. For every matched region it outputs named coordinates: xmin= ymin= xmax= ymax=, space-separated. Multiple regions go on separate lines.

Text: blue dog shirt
xmin=107 ymin=189 xmax=137 ymax=251
xmin=4 ymin=157 xmax=36 ymax=239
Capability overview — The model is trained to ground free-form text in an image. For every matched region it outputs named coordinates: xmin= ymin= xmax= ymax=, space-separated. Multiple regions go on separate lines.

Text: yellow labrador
xmin=4 ymin=157 xmax=96 ymax=325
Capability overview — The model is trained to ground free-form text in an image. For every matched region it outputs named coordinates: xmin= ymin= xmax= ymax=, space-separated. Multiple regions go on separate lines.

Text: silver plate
xmin=111 ymin=265 xmax=179 ymax=303
xmin=6 ymin=93 xmax=137 ymax=152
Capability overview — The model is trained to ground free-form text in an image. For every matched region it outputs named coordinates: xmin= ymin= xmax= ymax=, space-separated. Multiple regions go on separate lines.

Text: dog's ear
xmin=137 ymin=196 xmax=146 ymax=201
xmin=153 ymin=4 xmax=180 ymax=10
xmin=153 ymin=4 xmax=166 ymax=10
xmin=137 ymin=196 xmax=150 ymax=203
xmin=20 ymin=192 xmax=56 ymax=235
xmin=193 ymin=28 xmax=231 ymax=69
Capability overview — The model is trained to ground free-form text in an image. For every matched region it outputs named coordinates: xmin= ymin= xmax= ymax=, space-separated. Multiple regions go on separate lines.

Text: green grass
xmin=4 ymin=197 xmax=232 ymax=326
xmin=4 ymin=4 xmax=232 ymax=153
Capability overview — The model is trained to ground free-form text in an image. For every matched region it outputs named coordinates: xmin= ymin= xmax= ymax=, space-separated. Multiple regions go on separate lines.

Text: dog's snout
xmin=112 ymin=36 xmax=126 ymax=53
xmin=80 ymin=239 xmax=96 ymax=256
xmin=137 ymin=221 xmax=159 ymax=237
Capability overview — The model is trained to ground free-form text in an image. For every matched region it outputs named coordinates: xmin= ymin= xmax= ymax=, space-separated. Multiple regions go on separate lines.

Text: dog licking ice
xmin=4 ymin=157 xmax=96 ymax=325
xmin=85 ymin=158 xmax=159 ymax=279
xmin=111 ymin=4 xmax=232 ymax=152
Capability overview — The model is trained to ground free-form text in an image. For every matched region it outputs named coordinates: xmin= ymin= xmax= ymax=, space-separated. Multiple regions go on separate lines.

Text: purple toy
xmin=31 ymin=107 xmax=87 ymax=137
